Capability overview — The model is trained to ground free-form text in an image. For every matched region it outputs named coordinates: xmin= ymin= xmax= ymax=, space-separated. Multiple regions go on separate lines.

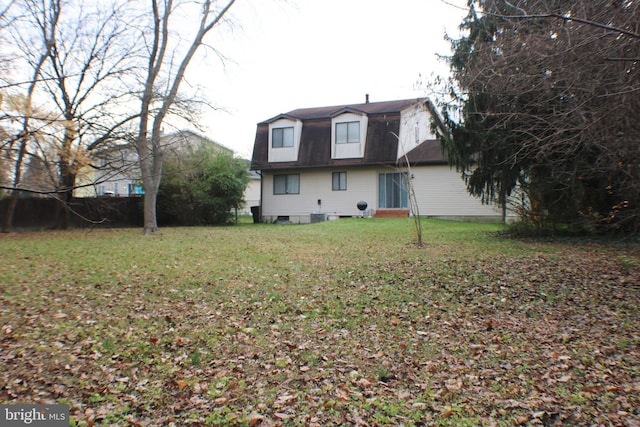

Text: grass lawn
xmin=1 ymin=219 xmax=639 ymax=426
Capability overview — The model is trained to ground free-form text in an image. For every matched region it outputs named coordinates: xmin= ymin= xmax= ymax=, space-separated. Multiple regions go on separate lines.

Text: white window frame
xmin=332 ymin=171 xmax=347 ymax=191
xmin=273 ymin=174 xmax=300 ymax=195
xmin=331 ymin=112 xmax=368 ymax=159
xmin=272 ymin=127 xmax=294 ymax=148
xmin=378 ymin=172 xmax=409 ymax=209
xmin=268 ymin=118 xmax=303 ymax=163
xmin=335 ymin=122 xmax=360 ymax=144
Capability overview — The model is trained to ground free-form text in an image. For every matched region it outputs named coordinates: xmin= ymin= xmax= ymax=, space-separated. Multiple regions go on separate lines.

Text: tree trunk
xmin=53 ymin=119 xmax=78 ymax=230
xmin=53 ymin=171 xmax=76 ymax=230
xmin=143 ymin=185 xmax=159 ymax=234
xmin=53 ymin=198 xmax=70 ymax=230
xmin=1 ymin=138 xmax=28 ymax=233
xmin=2 ymin=191 xmax=20 ymax=233
xmin=135 ymin=0 xmax=235 ymax=234
xmin=139 ymin=148 xmax=162 ymax=234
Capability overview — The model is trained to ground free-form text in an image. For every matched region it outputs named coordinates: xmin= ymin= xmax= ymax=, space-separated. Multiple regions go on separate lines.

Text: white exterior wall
xmin=240 ymin=178 xmax=261 ymax=214
xmin=261 ymin=168 xmax=380 ymax=223
xmin=410 ymin=164 xmax=502 ymax=219
xmin=261 ymin=165 xmax=506 ymax=223
xmin=397 ymin=103 xmax=436 ymax=160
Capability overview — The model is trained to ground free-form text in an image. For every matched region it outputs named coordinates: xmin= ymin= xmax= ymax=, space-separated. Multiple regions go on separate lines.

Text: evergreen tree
xmin=438 ymin=0 xmax=640 ymax=233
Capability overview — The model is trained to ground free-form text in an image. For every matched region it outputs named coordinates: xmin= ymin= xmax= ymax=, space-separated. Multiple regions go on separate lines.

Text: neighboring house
xmin=75 ymin=130 xmax=252 ymax=201
xmin=239 ymin=166 xmax=261 ymax=215
xmin=250 ymin=97 xmax=505 ymax=224
xmin=161 ymin=129 xmax=233 ymax=158
xmin=74 ymin=142 xmax=142 ymax=197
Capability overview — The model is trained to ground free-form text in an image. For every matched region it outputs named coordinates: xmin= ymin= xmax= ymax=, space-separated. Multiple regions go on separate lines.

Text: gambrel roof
xmin=259 ymin=98 xmax=424 ymax=124
xmin=251 ymin=98 xmax=446 ymax=171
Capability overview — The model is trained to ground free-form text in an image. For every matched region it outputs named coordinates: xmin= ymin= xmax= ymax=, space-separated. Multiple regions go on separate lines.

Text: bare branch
xmin=479 ymin=9 xmax=640 ymax=39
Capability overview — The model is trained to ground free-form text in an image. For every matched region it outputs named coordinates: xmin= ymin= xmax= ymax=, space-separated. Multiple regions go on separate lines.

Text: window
xmin=335 ymin=121 xmax=360 ymax=144
xmin=332 ymin=172 xmax=347 ymax=191
xmin=272 ymin=127 xmax=294 ymax=148
xmin=268 ymin=119 xmax=302 ymax=163
xmin=274 ymin=174 xmax=300 ymax=195
xmin=128 ymin=183 xmax=145 ymax=196
xmin=379 ymin=172 xmax=408 ymax=208
xmin=331 ymin=113 xmax=367 ymax=159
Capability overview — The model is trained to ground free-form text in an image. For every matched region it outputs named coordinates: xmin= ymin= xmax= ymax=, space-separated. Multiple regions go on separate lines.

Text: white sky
xmin=190 ymin=0 xmax=469 ymax=158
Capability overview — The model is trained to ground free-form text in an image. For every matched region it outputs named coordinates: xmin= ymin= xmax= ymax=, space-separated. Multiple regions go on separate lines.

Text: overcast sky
xmin=189 ymin=0 xmax=469 ymax=158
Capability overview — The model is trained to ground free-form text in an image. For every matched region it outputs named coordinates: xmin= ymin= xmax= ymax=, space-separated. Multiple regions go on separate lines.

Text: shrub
xmin=158 ymin=146 xmax=248 ymax=226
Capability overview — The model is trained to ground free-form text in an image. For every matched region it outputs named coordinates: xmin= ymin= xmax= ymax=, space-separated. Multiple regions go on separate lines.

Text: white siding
xmin=240 ymin=178 xmax=261 ymax=214
xmin=397 ymin=103 xmax=435 ymax=160
xmin=410 ymin=165 xmax=502 ymax=218
xmin=261 ymin=165 xmax=506 ymax=223
xmin=261 ymin=168 xmax=380 ymax=223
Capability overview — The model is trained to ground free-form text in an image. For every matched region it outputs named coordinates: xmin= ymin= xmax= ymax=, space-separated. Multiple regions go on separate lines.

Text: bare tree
xmin=133 ymin=0 xmax=235 ymax=234
xmin=0 ymin=0 xmax=16 ymax=28
xmin=0 ymin=0 xmax=57 ymax=233
xmin=41 ymin=0 xmax=140 ymax=228
xmin=1 ymin=0 xmax=140 ymax=231
xmin=2 ymin=0 xmax=238 ymax=232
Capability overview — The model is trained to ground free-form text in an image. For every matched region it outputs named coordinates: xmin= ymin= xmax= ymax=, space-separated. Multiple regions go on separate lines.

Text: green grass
xmin=0 ymin=218 xmax=639 ymax=426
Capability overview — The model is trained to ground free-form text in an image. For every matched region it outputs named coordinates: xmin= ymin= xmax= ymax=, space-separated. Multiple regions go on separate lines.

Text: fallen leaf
xmin=558 ymin=374 xmax=572 ymax=382
xmin=247 ymin=411 xmax=264 ymax=426
xmin=356 ymin=378 xmax=374 ymax=388
xmin=274 ymin=412 xmax=291 ymax=420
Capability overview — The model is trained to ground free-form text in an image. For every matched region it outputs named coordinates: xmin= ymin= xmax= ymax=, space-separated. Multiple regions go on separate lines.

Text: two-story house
xmin=76 ymin=130 xmax=235 ymax=198
xmin=250 ymin=97 xmax=503 ymax=224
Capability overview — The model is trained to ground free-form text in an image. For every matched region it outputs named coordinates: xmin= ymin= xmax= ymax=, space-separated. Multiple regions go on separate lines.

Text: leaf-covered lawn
xmin=1 ymin=220 xmax=638 ymax=426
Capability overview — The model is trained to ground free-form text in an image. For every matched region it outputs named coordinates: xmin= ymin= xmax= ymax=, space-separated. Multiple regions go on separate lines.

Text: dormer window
xmin=336 ymin=122 xmax=360 ymax=144
xmin=331 ymin=112 xmax=368 ymax=159
xmin=272 ymin=127 xmax=294 ymax=148
xmin=268 ymin=117 xmax=302 ymax=162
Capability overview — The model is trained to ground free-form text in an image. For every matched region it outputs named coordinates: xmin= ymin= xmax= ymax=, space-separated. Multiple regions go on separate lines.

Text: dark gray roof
xmin=261 ymin=98 xmax=426 ymax=124
xmin=401 ymin=139 xmax=447 ymax=165
xmin=251 ymin=98 xmax=444 ymax=170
